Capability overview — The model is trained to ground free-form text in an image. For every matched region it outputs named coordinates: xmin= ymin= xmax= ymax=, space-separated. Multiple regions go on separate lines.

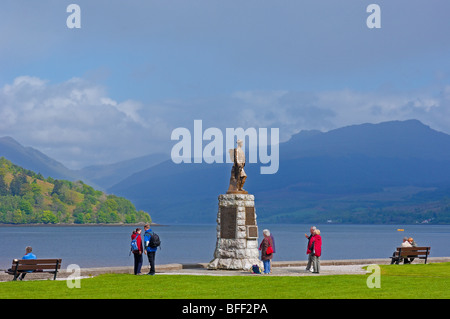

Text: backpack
xmin=251 ymin=264 xmax=262 ymax=274
xmin=130 ymin=234 xmax=140 ymax=252
xmin=149 ymin=232 xmax=161 ymax=249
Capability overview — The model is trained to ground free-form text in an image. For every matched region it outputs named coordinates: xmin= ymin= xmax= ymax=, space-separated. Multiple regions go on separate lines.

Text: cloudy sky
xmin=1 ymin=0 xmax=450 ymax=169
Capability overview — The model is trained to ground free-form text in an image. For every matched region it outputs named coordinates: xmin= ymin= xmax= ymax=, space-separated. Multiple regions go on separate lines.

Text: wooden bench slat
xmin=395 ymin=247 xmax=430 ymax=257
xmin=395 ymin=247 xmax=430 ymax=251
xmin=16 ymin=265 xmax=62 ymax=271
xmin=12 ymin=259 xmax=62 ymax=265
xmin=398 ymin=252 xmax=429 ymax=257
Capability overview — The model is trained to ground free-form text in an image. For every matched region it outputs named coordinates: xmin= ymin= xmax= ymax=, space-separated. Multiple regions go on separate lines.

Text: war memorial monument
xmin=208 ymin=140 xmax=263 ymax=270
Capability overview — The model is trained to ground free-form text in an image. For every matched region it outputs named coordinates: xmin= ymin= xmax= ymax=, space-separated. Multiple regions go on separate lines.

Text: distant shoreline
xmin=1 ymin=222 xmax=449 ymax=227
xmin=0 ymin=222 xmax=165 ymax=227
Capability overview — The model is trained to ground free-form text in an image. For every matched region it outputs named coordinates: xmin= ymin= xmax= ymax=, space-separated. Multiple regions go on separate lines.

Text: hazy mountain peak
xmin=282 ymin=119 xmax=450 ymax=160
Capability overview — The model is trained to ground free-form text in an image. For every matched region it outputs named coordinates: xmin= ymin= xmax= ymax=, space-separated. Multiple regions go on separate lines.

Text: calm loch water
xmin=0 ymin=224 xmax=449 ymax=269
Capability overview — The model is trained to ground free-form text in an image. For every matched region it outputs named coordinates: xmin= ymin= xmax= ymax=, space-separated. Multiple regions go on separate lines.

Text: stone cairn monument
xmin=208 ymin=140 xmax=263 ymax=270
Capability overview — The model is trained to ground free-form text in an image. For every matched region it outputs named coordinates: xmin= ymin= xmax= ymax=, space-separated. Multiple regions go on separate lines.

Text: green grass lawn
xmin=1 ymin=263 xmax=449 ymax=299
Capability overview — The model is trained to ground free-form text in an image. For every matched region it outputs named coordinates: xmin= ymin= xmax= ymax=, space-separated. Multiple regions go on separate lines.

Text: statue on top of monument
xmin=227 ymin=139 xmax=248 ymax=194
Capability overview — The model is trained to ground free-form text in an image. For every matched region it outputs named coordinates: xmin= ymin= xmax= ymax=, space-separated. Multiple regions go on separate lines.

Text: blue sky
xmin=1 ymin=1 xmax=450 ymax=168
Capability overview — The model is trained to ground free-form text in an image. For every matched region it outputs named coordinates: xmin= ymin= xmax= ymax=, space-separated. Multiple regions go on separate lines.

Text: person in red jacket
xmin=259 ymin=229 xmax=274 ymax=274
xmin=308 ymin=229 xmax=322 ymax=273
xmin=131 ymin=228 xmax=143 ymax=275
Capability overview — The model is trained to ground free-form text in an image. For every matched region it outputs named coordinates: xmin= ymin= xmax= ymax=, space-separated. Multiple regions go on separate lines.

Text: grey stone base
xmin=208 ymin=194 xmax=263 ymax=270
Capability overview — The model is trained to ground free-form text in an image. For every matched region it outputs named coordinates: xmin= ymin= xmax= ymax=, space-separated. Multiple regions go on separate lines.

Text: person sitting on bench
xmin=390 ymin=237 xmax=411 ymax=264
xmin=406 ymin=237 xmax=418 ymax=263
xmin=11 ymin=246 xmax=37 ymax=280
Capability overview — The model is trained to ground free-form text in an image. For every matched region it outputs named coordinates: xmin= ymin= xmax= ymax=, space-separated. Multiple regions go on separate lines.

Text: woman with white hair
xmin=308 ymin=229 xmax=322 ymax=274
xmin=259 ymin=229 xmax=274 ymax=274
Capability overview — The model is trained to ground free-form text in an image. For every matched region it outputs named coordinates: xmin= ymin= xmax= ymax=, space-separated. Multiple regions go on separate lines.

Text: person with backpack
xmin=131 ymin=228 xmax=143 ymax=275
xmin=143 ymin=223 xmax=159 ymax=275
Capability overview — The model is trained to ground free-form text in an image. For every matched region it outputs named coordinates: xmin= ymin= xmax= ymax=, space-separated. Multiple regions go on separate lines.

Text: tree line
xmin=0 ymin=157 xmax=151 ymax=224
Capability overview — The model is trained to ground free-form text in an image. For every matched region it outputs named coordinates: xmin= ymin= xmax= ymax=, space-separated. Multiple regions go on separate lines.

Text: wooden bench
xmin=390 ymin=247 xmax=430 ymax=264
xmin=5 ymin=259 xmax=62 ymax=281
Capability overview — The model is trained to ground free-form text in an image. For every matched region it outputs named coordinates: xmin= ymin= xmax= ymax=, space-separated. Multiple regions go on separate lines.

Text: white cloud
xmin=0 ymin=76 xmax=170 ymax=168
xmin=1 ymin=75 xmax=450 ymax=169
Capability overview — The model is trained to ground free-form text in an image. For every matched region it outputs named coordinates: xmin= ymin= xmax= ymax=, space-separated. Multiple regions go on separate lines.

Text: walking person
xmin=259 ymin=229 xmax=274 ymax=274
xmin=143 ymin=223 xmax=157 ymax=275
xmin=305 ymin=226 xmax=316 ymax=272
xmin=309 ymin=229 xmax=322 ymax=273
xmin=131 ymin=228 xmax=143 ymax=275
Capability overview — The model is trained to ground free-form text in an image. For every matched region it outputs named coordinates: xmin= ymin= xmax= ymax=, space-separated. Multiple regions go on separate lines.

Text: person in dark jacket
xmin=131 ymin=228 xmax=143 ymax=275
xmin=259 ymin=229 xmax=274 ymax=274
xmin=305 ymin=226 xmax=316 ymax=272
xmin=143 ymin=223 xmax=157 ymax=275
xmin=308 ymin=229 xmax=322 ymax=273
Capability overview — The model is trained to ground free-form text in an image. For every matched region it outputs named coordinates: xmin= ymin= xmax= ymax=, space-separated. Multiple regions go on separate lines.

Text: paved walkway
xmin=2 ymin=257 xmax=448 ymax=281
xmin=157 ymin=264 xmax=370 ymax=276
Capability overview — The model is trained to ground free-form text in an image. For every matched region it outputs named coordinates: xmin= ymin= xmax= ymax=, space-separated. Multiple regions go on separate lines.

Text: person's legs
xmin=263 ymin=260 xmax=270 ymax=274
xmin=312 ymin=256 xmax=320 ymax=273
xmin=306 ymin=253 xmax=313 ymax=270
xmin=133 ymin=253 xmax=138 ymax=274
xmin=134 ymin=253 xmax=143 ymax=275
xmin=315 ymin=257 xmax=320 ymax=273
xmin=137 ymin=254 xmax=143 ymax=274
xmin=147 ymin=251 xmax=156 ymax=275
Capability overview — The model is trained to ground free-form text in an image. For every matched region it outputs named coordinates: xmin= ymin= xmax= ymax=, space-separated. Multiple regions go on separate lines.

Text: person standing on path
xmin=305 ymin=226 xmax=316 ymax=272
xmin=259 ymin=229 xmax=274 ymax=274
xmin=131 ymin=228 xmax=143 ymax=275
xmin=309 ymin=229 xmax=322 ymax=274
xmin=143 ymin=223 xmax=157 ymax=275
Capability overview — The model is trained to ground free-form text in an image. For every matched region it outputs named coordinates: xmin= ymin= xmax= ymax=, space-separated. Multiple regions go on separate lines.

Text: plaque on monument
xmin=245 ymin=206 xmax=256 ymax=225
xmin=220 ymin=206 xmax=237 ymax=239
xmin=247 ymin=225 xmax=258 ymax=239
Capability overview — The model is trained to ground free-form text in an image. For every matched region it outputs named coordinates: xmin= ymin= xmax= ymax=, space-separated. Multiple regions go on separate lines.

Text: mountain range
xmin=0 ymin=136 xmax=167 ymax=190
xmin=2 ymin=119 xmax=450 ymax=224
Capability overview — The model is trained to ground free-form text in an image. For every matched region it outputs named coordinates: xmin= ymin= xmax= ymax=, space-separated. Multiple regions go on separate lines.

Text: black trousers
xmin=147 ymin=251 xmax=156 ymax=275
xmin=133 ymin=252 xmax=143 ymax=275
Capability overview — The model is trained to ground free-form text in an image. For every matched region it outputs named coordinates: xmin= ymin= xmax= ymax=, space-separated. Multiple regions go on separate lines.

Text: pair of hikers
xmin=131 ymin=223 xmax=160 ymax=275
xmin=305 ymin=226 xmax=322 ymax=273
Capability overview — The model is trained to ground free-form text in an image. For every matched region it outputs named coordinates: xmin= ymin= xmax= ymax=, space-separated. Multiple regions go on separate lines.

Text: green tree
xmin=0 ymin=174 xmax=8 ymax=196
xmin=41 ymin=210 xmax=58 ymax=224
xmin=12 ymin=209 xmax=25 ymax=224
xmin=74 ymin=212 xmax=85 ymax=224
xmin=125 ymin=213 xmax=136 ymax=224
xmin=10 ymin=173 xmax=27 ymax=196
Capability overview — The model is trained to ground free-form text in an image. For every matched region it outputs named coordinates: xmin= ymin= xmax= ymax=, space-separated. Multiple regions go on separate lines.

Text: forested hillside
xmin=0 ymin=157 xmax=151 ymax=224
